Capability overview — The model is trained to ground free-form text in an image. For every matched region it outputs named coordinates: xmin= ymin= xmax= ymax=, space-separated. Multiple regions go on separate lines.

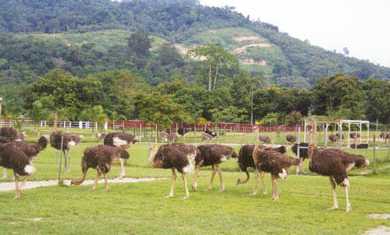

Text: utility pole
xmin=250 ymin=84 xmax=254 ymax=125
xmin=0 ymin=97 xmax=3 ymax=118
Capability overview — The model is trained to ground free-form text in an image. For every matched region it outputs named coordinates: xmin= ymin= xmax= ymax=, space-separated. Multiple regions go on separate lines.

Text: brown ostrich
xmin=71 ymin=145 xmax=129 ymax=191
xmin=291 ymin=143 xmax=309 ymax=175
xmin=0 ymin=127 xmax=18 ymax=143
xmin=1 ymin=127 xmax=27 ymax=178
xmin=328 ymin=134 xmax=338 ymax=143
xmin=149 ymin=143 xmax=198 ymax=199
xmin=308 ymin=144 xmax=369 ymax=212
xmin=103 ymin=132 xmax=137 ymax=178
xmin=286 ymin=135 xmax=296 ymax=144
xmin=192 ymin=144 xmax=238 ymax=192
xmin=258 ymin=135 xmax=271 ymax=144
xmin=50 ymin=131 xmax=81 ymax=171
xmin=159 ymin=131 xmax=178 ymax=143
xmin=236 ymin=144 xmax=287 ymax=185
xmin=252 ymin=145 xmax=300 ymax=200
xmin=0 ymin=144 xmax=34 ymax=199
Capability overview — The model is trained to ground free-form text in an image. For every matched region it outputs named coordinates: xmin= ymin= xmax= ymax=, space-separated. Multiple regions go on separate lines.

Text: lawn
xmin=1 ymin=132 xmax=390 ymax=234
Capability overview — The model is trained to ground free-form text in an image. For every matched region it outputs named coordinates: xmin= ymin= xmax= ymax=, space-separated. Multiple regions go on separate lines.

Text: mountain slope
xmin=0 ymin=0 xmax=389 ymax=86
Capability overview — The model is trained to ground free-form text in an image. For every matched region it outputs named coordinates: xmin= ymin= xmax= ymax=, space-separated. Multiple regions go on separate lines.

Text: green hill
xmin=0 ymin=0 xmax=389 ymax=87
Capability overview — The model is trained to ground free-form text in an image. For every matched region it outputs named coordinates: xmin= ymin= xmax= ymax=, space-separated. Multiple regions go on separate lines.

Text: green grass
xmin=0 ymin=171 xmax=390 ymax=234
xmin=15 ymin=29 xmax=167 ymax=53
xmin=1 ymin=132 xmax=390 ymax=234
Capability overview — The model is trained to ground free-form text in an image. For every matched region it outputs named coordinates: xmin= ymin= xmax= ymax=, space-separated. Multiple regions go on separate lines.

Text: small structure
xmin=303 ymin=116 xmax=370 ymax=148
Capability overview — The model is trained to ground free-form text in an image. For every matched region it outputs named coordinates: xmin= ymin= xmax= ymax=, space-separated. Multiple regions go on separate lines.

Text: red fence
xmin=111 ymin=120 xmax=301 ymax=133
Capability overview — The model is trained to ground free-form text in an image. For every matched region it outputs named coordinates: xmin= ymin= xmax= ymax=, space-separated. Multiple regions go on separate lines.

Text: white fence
xmin=0 ymin=119 xmax=100 ymax=130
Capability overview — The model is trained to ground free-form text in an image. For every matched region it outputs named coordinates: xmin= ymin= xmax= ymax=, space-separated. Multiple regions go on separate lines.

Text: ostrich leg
xmin=103 ymin=174 xmax=109 ymax=192
xmin=344 ymin=178 xmax=352 ymax=212
xmin=271 ymin=175 xmax=279 ymax=201
xmin=167 ymin=168 xmax=177 ymax=198
xmin=118 ymin=158 xmax=126 ymax=179
xmin=57 ymin=150 xmax=64 ymax=185
xmin=216 ymin=164 xmax=224 ymax=192
xmin=14 ymin=173 xmax=20 ymax=199
xmin=182 ymin=173 xmax=190 ymax=199
xmin=192 ymin=165 xmax=200 ymax=191
xmin=64 ymin=150 xmax=71 ymax=172
xmin=329 ymin=177 xmax=339 ymax=210
xmin=92 ymin=171 xmax=101 ymax=191
xmin=2 ymin=168 xmax=7 ymax=179
xmin=208 ymin=165 xmax=217 ymax=191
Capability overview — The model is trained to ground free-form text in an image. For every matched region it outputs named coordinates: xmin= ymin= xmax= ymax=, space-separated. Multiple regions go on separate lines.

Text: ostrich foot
xmin=191 ymin=185 xmax=197 ymax=192
xmin=272 ymin=196 xmax=280 ymax=201
xmin=220 ymin=187 xmax=225 ymax=192
xmin=182 ymin=196 xmax=189 ymax=200
xmin=165 ymin=194 xmax=174 ymax=198
xmin=346 ymin=204 xmax=352 ymax=213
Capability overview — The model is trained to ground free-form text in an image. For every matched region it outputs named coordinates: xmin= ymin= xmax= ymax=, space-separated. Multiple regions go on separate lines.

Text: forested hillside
xmin=1 ymin=0 xmax=390 ymax=124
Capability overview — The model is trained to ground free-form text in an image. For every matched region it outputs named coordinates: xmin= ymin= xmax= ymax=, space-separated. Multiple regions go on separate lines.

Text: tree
xmin=128 ymin=30 xmax=151 ymax=69
xmin=134 ymin=92 xmax=192 ymax=128
xmin=312 ymin=74 xmax=366 ymax=119
xmin=189 ymin=44 xmax=239 ymax=91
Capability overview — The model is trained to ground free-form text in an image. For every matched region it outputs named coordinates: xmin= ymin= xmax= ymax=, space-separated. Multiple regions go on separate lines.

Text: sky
xmin=200 ymin=0 xmax=390 ymax=67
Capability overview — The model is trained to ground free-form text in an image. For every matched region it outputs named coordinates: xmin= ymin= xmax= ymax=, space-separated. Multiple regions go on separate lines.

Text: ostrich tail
xmin=71 ymin=174 xmax=86 ymax=185
xmin=236 ymin=170 xmax=250 ymax=185
xmin=37 ymin=136 xmax=48 ymax=150
xmin=71 ymin=159 xmax=88 ymax=185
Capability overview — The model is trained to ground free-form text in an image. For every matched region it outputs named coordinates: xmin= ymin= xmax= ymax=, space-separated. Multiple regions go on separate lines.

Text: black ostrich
xmin=50 ymin=131 xmax=81 ymax=173
xmin=103 ymin=132 xmax=137 ymax=178
xmin=148 ymin=144 xmax=198 ymax=199
xmin=308 ymin=144 xmax=369 ymax=212
xmin=252 ymin=145 xmax=300 ymax=200
xmin=0 ymin=136 xmax=48 ymax=198
xmin=193 ymin=144 xmax=238 ymax=192
xmin=1 ymin=127 xmax=20 ymax=178
xmin=71 ymin=145 xmax=129 ymax=191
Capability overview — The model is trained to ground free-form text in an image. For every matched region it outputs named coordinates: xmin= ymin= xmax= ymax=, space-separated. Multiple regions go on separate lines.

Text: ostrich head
xmin=308 ymin=144 xmax=317 ymax=158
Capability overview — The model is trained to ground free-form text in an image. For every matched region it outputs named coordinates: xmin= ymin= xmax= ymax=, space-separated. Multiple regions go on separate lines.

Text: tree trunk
xmin=213 ymin=63 xmax=219 ymax=90
xmin=208 ymin=64 xmax=212 ymax=92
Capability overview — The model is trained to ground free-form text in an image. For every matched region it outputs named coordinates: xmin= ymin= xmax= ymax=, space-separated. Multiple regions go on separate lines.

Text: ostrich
xmin=308 ymin=144 xmax=369 ymax=212
xmin=1 ymin=127 xmax=19 ymax=178
xmin=258 ymin=135 xmax=271 ymax=144
xmin=252 ymin=145 xmax=300 ymax=200
xmin=50 ymin=131 xmax=81 ymax=172
xmin=149 ymin=143 xmax=198 ymax=199
xmin=236 ymin=144 xmax=287 ymax=185
xmin=0 ymin=127 xmax=18 ymax=143
xmin=328 ymin=134 xmax=338 ymax=143
xmin=71 ymin=145 xmax=129 ymax=191
xmin=103 ymin=132 xmax=137 ymax=178
xmin=286 ymin=135 xmax=296 ymax=144
xmin=291 ymin=143 xmax=309 ymax=175
xmin=159 ymin=131 xmax=178 ymax=143
xmin=0 ymin=144 xmax=34 ymax=199
xmin=192 ymin=144 xmax=238 ymax=192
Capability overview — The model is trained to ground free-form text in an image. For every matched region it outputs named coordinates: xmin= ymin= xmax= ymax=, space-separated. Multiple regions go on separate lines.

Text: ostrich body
xmin=103 ymin=132 xmax=137 ymax=178
xmin=258 ymin=135 xmax=271 ymax=144
xmin=193 ymin=144 xmax=238 ymax=192
xmin=286 ymin=135 xmax=296 ymax=144
xmin=252 ymin=145 xmax=299 ymax=200
xmin=236 ymin=144 xmax=286 ymax=185
xmin=0 ymin=137 xmax=47 ymax=198
xmin=71 ymin=145 xmax=128 ymax=191
xmin=149 ymin=143 xmax=197 ymax=199
xmin=308 ymin=144 xmax=369 ymax=212
xmin=50 ymin=131 xmax=80 ymax=176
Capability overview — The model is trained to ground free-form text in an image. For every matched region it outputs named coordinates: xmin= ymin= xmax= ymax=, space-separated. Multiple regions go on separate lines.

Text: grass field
xmin=1 ymin=132 xmax=390 ymax=234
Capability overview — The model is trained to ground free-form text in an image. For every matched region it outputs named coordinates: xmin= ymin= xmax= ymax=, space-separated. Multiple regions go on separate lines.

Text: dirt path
xmin=0 ymin=178 xmax=159 ymax=192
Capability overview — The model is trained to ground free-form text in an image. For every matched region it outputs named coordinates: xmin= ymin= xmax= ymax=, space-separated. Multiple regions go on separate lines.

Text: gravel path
xmin=0 ymin=177 xmax=159 ymax=192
